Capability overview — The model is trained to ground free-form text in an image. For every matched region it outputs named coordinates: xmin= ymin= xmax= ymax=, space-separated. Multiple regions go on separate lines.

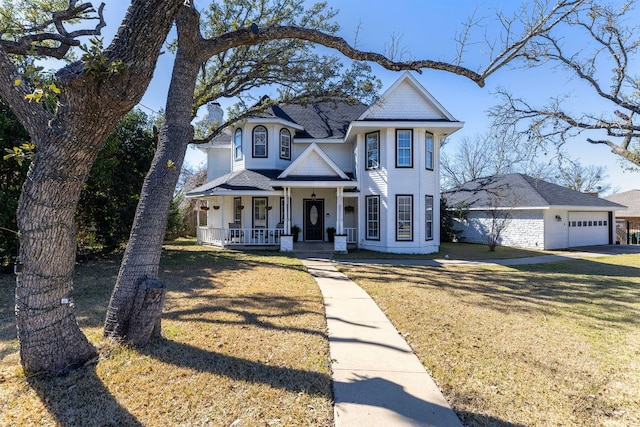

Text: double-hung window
xmin=234 ymin=129 xmax=242 ymax=160
xmin=365 ymin=196 xmax=380 ymax=240
xmin=279 ymin=128 xmax=291 ymax=160
xmin=253 ymin=126 xmax=267 ymax=158
xmin=366 ymin=131 xmax=379 ymax=170
xmin=425 ymin=131 xmax=434 ymax=170
xmin=425 ymin=195 xmax=434 ymax=241
xmin=396 ymin=129 xmax=413 ymax=168
xmin=396 ymin=195 xmax=413 ymax=241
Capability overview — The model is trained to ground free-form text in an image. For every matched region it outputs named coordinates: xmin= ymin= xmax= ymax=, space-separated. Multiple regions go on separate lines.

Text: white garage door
xmin=568 ymin=212 xmax=610 ymax=247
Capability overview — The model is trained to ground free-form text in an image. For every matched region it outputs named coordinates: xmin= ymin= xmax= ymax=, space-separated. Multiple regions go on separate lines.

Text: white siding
xmin=319 ymin=144 xmax=353 ymax=173
xmin=543 ymin=209 xmax=569 ymax=250
xmin=286 ymin=150 xmax=338 ymax=176
xmin=206 ymin=147 xmax=231 ymax=181
xmin=363 ymin=80 xmax=447 ymax=120
xmin=356 ymin=127 xmax=442 ymax=254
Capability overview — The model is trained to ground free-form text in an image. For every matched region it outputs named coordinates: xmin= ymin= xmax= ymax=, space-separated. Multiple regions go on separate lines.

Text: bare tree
xmin=490 ymin=0 xmax=640 ymax=168
xmin=553 ymin=158 xmax=611 ymax=193
xmin=442 ymin=132 xmax=612 ymax=191
xmin=484 ymin=191 xmax=514 ymax=251
xmin=441 ymin=131 xmax=553 ymax=189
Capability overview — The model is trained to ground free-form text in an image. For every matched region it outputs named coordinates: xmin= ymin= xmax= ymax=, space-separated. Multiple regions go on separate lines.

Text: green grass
xmin=0 ymin=241 xmax=333 ymax=426
xmin=338 ymin=254 xmax=640 ymax=426
xmin=4 ymin=239 xmax=639 ymax=426
xmin=334 ymin=242 xmax=549 ymax=260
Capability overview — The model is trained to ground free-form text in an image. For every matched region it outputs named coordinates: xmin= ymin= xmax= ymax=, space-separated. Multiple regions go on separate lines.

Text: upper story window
xmin=366 ymin=131 xmax=380 ymax=170
xmin=234 ymin=128 xmax=242 ymax=160
xmin=279 ymin=128 xmax=291 ymax=160
xmin=425 ymin=131 xmax=434 ymax=170
xmin=396 ymin=129 xmax=413 ymax=168
xmin=252 ymin=126 xmax=268 ymax=158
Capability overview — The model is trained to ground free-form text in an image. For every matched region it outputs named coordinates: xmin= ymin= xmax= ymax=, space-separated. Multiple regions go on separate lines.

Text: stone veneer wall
xmin=454 ymin=210 xmax=545 ymax=250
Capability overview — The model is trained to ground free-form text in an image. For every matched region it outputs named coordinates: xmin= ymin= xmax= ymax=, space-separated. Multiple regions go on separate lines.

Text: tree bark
xmin=104 ymin=7 xmax=203 ymax=343
xmin=124 ymin=278 xmax=167 ymax=346
xmin=15 ymin=126 xmax=103 ymax=373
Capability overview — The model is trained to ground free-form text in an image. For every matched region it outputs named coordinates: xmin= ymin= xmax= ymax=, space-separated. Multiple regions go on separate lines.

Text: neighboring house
xmin=443 ymin=173 xmax=626 ymax=250
xmin=604 ymin=189 xmax=640 ymax=244
xmin=186 ymin=72 xmax=463 ymax=253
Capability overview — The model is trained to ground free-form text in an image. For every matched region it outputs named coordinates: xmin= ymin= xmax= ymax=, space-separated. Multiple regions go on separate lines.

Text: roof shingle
xmin=443 ymin=173 xmax=625 ymax=209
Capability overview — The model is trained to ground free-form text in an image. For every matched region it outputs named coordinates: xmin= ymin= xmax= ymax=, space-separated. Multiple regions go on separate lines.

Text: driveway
xmin=557 ymin=244 xmax=640 ymax=256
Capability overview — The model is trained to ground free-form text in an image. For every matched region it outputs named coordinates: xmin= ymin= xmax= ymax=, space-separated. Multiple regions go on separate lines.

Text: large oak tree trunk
xmin=104 ymin=7 xmax=203 ymax=344
xmin=15 ymin=115 xmax=119 ymax=373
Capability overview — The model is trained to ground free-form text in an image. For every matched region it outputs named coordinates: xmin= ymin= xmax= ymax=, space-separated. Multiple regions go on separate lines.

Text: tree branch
xmin=201 ymin=25 xmax=487 ymax=86
xmin=0 ymin=1 xmax=106 ymax=58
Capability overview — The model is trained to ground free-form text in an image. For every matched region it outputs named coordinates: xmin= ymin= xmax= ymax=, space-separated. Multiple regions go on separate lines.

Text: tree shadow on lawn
xmin=348 ymin=259 xmax=640 ymax=329
xmin=141 ymin=337 xmax=332 ymax=398
xmin=26 ymin=365 xmax=143 ymax=427
xmin=159 ymin=247 xmax=306 ymax=292
xmin=163 ymin=292 xmax=327 ymax=338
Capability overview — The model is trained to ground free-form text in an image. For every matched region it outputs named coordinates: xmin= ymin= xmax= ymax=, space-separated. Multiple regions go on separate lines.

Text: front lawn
xmin=338 ymin=254 xmax=640 ymax=426
xmin=0 ymin=241 xmax=333 ymax=426
xmin=334 ymin=242 xmax=549 ymax=261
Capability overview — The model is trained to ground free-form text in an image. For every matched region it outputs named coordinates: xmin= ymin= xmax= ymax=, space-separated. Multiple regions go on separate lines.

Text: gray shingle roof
xmin=186 ymin=169 xmax=282 ymax=196
xmin=260 ymin=99 xmax=368 ymax=139
xmin=443 ymin=173 xmax=625 ymax=209
xmin=604 ymin=189 xmax=639 ymax=217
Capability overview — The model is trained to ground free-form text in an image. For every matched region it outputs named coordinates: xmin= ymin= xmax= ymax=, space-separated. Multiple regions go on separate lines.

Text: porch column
xmin=196 ymin=201 xmax=201 ymax=228
xmin=284 ymin=187 xmax=291 ymax=234
xmin=196 ymin=200 xmax=201 ymax=244
xmin=221 ymin=197 xmax=226 ymax=242
xmin=336 ymin=187 xmax=344 ymax=234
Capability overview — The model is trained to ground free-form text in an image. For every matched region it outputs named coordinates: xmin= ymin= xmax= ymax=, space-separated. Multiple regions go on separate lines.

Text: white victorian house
xmin=186 ymin=72 xmax=463 ymax=253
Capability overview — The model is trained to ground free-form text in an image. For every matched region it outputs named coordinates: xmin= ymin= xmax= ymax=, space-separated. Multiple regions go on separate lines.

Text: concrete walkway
xmin=297 ymin=252 xmax=463 ymax=427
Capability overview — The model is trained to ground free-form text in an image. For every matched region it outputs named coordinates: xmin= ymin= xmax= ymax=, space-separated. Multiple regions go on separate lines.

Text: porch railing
xmin=344 ymin=227 xmax=357 ymax=243
xmin=198 ymin=226 xmax=358 ymax=246
xmin=197 ymin=227 xmax=284 ymax=246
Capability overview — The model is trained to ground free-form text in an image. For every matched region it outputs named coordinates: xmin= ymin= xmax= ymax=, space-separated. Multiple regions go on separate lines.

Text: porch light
xmin=311 ymin=189 xmax=316 ymax=200
xmin=555 ymin=215 xmax=562 ymax=221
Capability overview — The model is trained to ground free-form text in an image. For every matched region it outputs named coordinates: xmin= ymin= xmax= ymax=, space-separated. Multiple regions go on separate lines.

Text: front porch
xmin=196 ymin=225 xmax=357 ymax=248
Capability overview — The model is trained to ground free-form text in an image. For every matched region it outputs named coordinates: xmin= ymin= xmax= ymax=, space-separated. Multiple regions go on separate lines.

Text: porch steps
xmin=293 ymin=242 xmax=335 ymax=254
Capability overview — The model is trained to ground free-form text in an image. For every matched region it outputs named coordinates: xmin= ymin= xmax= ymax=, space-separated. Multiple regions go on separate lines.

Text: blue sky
xmin=100 ymin=1 xmax=639 ymax=193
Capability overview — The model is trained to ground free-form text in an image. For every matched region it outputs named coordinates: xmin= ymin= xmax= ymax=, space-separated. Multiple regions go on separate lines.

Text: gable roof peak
xmin=278 ymin=142 xmax=348 ymax=180
xmin=358 ymin=71 xmax=458 ymax=122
